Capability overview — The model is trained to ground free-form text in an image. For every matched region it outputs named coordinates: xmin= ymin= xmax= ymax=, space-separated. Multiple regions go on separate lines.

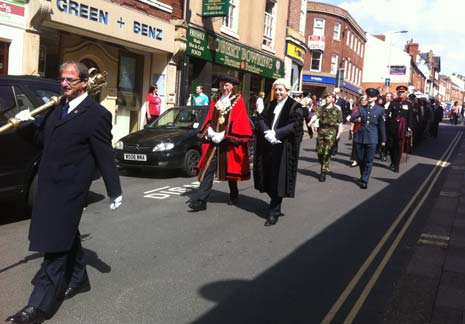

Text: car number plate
xmin=124 ymin=153 xmax=147 ymax=161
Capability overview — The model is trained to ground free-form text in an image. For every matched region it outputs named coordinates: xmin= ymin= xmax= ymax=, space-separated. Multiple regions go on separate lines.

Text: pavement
xmin=382 ymin=124 xmax=465 ymax=324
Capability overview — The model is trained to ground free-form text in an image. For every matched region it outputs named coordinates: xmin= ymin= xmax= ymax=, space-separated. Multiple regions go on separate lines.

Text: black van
xmin=0 ymin=75 xmax=61 ymax=208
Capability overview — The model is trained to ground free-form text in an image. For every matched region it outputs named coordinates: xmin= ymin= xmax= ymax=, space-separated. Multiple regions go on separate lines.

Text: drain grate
xmin=417 ymin=233 xmax=450 ymax=248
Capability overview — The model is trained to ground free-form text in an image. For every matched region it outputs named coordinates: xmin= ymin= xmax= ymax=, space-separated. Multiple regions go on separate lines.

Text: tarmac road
xmin=0 ymin=123 xmax=461 ymax=324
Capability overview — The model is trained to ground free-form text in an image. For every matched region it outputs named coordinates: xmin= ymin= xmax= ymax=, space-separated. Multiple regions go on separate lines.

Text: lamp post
xmin=386 ymin=30 xmax=408 ymax=92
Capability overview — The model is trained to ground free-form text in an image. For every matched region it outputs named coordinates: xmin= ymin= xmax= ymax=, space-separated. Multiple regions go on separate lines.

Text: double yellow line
xmin=321 ymin=130 xmax=463 ymax=324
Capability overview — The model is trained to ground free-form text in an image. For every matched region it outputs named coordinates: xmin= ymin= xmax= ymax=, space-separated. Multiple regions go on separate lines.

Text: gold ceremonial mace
xmin=0 ymin=68 xmax=108 ymax=134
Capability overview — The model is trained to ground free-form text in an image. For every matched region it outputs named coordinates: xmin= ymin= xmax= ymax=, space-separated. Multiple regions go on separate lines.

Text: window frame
xmin=313 ymin=18 xmax=325 ymax=37
xmin=310 ymin=51 xmax=323 ymax=72
xmin=330 ymin=53 xmax=339 ymax=75
xmin=222 ymin=0 xmax=240 ymax=37
xmin=333 ymin=22 xmax=341 ymax=41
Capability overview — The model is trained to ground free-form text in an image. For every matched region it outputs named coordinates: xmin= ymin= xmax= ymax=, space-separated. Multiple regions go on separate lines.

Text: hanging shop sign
xmin=286 ymin=42 xmax=305 ymax=65
xmin=202 ymin=0 xmax=228 ymax=17
xmin=302 ymin=73 xmax=335 ymax=85
xmin=187 ymin=27 xmax=284 ymax=79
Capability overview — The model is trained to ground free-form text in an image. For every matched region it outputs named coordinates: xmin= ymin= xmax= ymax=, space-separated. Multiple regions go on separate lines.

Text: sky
xmin=319 ymin=0 xmax=465 ymax=77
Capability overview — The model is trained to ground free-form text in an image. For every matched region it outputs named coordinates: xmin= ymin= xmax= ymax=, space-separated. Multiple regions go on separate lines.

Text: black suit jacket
xmin=29 ymin=95 xmax=122 ymax=253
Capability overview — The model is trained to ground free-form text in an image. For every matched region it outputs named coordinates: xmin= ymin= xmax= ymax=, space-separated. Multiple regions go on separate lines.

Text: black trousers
xmin=387 ymin=135 xmax=403 ymax=169
xmin=28 ymin=233 xmax=88 ymax=314
xmin=194 ymin=155 xmax=238 ymax=203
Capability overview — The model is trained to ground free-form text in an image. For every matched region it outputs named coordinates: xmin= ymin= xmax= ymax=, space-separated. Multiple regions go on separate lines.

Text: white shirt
xmin=66 ymin=92 xmax=88 ymax=114
xmin=256 ymin=97 xmax=264 ymax=114
xmin=271 ymin=97 xmax=288 ymax=130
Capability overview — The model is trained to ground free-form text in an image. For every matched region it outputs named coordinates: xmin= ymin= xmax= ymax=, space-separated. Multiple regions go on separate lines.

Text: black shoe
xmin=360 ymin=181 xmax=367 ymax=189
xmin=5 ymin=305 xmax=47 ymax=324
xmin=394 ymin=166 xmax=400 ymax=173
xmin=264 ymin=213 xmax=279 ymax=226
xmin=64 ymin=283 xmax=91 ymax=300
xmin=227 ymin=196 xmax=239 ymax=205
xmin=318 ymin=172 xmax=326 ymax=182
xmin=389 ymin=164 xmax=396 ymax=171
xmin=188 ymin=200 xmax=207 ymax=212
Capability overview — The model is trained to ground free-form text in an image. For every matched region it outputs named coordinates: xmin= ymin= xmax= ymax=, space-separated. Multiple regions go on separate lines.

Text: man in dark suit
xmin=6 ymin=61 xmax=122 ymax=324
xmin=254 ymin=78 xmax=304 ymax=226
xmin=350 ymin=88 xmax=386 ymax=189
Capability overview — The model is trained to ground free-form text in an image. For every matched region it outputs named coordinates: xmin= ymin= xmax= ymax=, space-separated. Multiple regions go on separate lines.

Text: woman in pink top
xmin=145 ymin=84 xmax=161 ymax=121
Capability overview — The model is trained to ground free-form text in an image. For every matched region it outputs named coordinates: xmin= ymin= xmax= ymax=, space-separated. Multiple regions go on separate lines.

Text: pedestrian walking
xmin=145 ymin=83 xmax=162 ymax=121
xmin=347 ymin=95 xmax=366 ymax=167
xmin=188 ymin=74 xmax=253 ymax=212
xmin=312 ymin=93 xmax=343 ymax=181
xmin=385 ymin=90 xmax=408 ymax=173
xmin=430 ymin=98 xmax=443 ymax=138
xmin=255 ymin=91 xmax=265 ymax=115
xmin=5 ymin=61 xmax=122 ymax=324
xmin=192 ymin=85 xmax=209 ymax=106
xmin=350 ymin=88 xmax=386 ymax=189
xmin=253 ymin=78 xmax=304 ymax=226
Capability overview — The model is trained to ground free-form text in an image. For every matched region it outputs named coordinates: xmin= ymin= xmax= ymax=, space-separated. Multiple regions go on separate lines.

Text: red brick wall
xmin=111 ymin=0 xmax=183 ymax=20
xmin=304 ymin=3 xmax=366 ymax=86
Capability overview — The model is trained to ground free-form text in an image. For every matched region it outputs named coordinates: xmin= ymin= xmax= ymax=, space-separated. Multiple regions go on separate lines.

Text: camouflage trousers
xmin=317 ymin=128 xmax=337 ymax=172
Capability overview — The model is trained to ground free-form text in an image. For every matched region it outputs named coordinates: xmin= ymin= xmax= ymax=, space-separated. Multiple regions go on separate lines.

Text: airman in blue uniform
xmin=350 ymin=88 xmax=386 ymax=189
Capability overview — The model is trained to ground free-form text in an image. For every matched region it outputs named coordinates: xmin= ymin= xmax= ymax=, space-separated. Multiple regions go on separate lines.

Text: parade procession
xmin=1 ymin=1 xmax=465 ymax=324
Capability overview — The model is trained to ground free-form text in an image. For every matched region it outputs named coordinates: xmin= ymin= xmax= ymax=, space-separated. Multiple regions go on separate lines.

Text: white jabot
xmin=271 ymin=97 xmax=288 ymax=130
xmin=66 ymin=92 xmax=88 ymax=114
xmin=384 ymin=102 xmax=390 ymax=110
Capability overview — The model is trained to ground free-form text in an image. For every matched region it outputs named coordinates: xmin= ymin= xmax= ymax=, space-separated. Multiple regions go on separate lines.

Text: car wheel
xmin=27 ymin=173 xmax=38 ymax=210
xmin=183 ymin=149 xmax=200 ymax=177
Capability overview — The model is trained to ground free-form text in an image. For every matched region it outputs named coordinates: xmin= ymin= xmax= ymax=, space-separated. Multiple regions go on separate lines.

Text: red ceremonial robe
xmin=197 ymin=94 xmax=253 ymax=181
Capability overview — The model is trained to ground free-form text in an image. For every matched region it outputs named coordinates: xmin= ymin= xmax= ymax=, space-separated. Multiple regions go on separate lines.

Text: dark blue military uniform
xmin=351 ymin=101 xmax=386 ymax=186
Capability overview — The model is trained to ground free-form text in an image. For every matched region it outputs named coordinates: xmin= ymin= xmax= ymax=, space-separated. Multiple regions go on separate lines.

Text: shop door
xmin=117 ymin=52 xmax=143 ymax=133
xmin=0 ymin=42 xmax=10 ymax=75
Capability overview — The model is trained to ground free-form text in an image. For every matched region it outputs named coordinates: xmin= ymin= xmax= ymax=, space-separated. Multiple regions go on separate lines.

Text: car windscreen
xmin=146 ymin=108 xmax=206 ymax=129
xmin=27 ymin=84 xmax=61 ymax=105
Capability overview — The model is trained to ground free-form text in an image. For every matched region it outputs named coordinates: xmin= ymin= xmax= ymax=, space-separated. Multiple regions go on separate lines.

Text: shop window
xmin=310 ymin=51 xmax=322 ymax=72
xmin=330 ymin=54 xmax=338 ymax=75
xmin=222 ymin=0 xmax=239 ymax=36
xmin=313 ymin=18 xmax=325 ymax=37
xmin=333 ymin=22 xmax=341 ymax=41
xmin=263 ymin=0 xmax=277 ymax=49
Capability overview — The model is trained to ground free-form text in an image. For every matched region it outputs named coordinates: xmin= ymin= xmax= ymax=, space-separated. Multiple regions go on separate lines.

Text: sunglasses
xmin=59 ymin=77 xmax=82 ymax=84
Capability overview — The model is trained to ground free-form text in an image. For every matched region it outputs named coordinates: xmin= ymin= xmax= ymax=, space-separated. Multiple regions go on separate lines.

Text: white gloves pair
xmin=207 ymin=127 xmax=225 ymax=144
xmin=110 ymin=195 xmax=122 ymax=210
xmin=15 ymin=109 xmax=35 ymax=121
xmin=264 ymin=129 xmax=281 ymax=144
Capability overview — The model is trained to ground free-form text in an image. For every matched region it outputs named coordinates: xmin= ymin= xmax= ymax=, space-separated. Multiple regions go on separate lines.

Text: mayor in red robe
xmin=188 ymin=75 xmax=253 ymax=211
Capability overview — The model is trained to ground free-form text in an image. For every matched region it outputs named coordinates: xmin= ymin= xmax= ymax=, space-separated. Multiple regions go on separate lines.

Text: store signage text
xmin=202 ymin=0 xmax=228 ymax=17
xmin=187 ymin=27 xmax=284 ymax=79
xmin=55 ymin=0 xmax=164 ymax=41
xmin=302 ymin=74 xmax=336 ymax=85
xmin=286 ymin=42 xmax=305 ymax=64
xmin=0 ymin=0 xmax=25 ymax=26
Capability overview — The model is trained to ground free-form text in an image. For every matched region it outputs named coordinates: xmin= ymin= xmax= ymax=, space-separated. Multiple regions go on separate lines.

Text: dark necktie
xmin=60 ymin=103 xmax=69 ymax=120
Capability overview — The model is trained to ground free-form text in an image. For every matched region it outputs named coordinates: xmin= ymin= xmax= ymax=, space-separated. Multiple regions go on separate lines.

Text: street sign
xmin=385 ymin=78 xmax=391 ymax=86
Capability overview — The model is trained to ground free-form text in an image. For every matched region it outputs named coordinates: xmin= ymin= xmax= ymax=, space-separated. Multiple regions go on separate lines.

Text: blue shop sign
xmin=343 ymin=81 xmax=362 ymax=94
xmin=302 ymin=74 xmax=336 ymax=85
xmin=56 ymin=0 xmax=164 ymax=41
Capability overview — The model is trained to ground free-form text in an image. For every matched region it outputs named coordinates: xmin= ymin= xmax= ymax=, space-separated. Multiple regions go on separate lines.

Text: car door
xmin=0 ymin=83 xmax=41 ymax=201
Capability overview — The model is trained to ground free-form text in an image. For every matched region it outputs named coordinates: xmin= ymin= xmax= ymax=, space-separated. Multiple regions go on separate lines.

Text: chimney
xmin=373 ymin=34 xmax=386 ymax=41
xmin=405 ymin=39 xmax=419 ymax=62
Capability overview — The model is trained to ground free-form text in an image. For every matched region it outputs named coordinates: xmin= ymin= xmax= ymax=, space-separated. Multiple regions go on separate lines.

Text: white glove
xmin=264 ymin=130 xmax=281 ymax=144
xmin=15 ymin=109 xmax=34 ymax=121
xmin=110 ymin=195 xmax=122 ymax=210
xmin=212 ymin=131 xmax=225 ymax=144
xmin=346 ymin=115 xmax=352 ymax=122
xmin=207 ymin=126 xmax=216 ymax=138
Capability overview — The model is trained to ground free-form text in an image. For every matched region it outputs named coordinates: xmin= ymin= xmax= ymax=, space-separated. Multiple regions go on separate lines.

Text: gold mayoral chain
xmin=215 ymin=94 xmax=238 ymax=125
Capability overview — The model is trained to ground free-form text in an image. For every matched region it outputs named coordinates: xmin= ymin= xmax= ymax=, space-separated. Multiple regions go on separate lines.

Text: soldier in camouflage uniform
xmin=313 ymin=93 xmax=343 ymax=182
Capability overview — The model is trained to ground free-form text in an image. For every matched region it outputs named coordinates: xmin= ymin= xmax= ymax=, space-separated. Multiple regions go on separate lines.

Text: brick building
xmin=303 ymin=1 xmax=366 ymax=101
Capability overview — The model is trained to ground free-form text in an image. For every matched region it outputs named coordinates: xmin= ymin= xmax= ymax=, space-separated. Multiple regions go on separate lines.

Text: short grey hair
xmin=59 ymin=61 xmax=90 ymax=81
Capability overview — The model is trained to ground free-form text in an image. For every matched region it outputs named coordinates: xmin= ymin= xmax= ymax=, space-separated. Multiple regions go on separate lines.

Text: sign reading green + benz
xmin=187 ymin=27 xmax=284 ymax=79
xmin=202 ymin=0 xmax=228 ymax=17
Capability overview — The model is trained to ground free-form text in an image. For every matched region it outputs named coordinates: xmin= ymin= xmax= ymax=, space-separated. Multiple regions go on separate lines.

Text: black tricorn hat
xmin=408 ymin=93 xmax=416 ymax=99
xmin=216 ymin=74 xmax=240 ymax=85
xmin=396 ymin=85 xmax=408 ymax=92
xmin=365 ymin=88 xmax=379 ymax=97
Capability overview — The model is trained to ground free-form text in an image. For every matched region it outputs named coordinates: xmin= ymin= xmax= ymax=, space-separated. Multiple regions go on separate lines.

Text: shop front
xmin=285 ymin=40 xmax=306 ymax=92
xmin=303 ymin=73 xmax=362 ymax=101
xmin=0 ymin=0 xmax=26 ymax=75
xmin=30 ymin=0 xmax=176 ymax=142
xmin=186 ymin=26 xmax=284 ymax=114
